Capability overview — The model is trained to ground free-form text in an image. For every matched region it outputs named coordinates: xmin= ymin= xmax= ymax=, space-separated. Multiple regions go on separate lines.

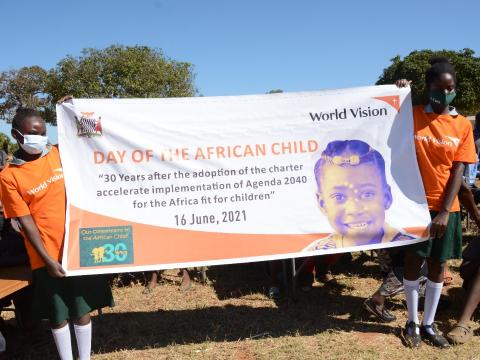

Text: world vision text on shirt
xmin=26 ymin=168 xmax=64 ymax=195
xmin=0 ymin=146 xmax=66 ymax=270
xmin=413 ymin=105 xmax=476 ymax=212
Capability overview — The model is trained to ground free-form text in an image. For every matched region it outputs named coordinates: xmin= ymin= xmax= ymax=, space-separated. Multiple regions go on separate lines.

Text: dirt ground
xmin=3 ymin=234 xmax=480 ymax=360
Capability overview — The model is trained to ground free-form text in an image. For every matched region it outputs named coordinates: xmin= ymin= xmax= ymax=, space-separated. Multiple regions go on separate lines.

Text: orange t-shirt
xmin=0 ymin=146 xmax=66 ymax=270
xmin=413 ymin=105 xmax=476 ymax=212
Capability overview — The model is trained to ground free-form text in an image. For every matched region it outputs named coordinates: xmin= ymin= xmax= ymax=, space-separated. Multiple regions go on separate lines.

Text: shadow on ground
xmin=8 ymin=250 xmax=477 ymax=359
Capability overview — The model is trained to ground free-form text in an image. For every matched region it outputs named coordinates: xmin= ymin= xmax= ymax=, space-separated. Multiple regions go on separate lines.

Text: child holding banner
xmin=397 ymin=57 xmax=476 ymax=349
xmin=364 ymin=180 xmax=480 ymax=324
xmin=0 ymin=107 xmax=114 ymax=360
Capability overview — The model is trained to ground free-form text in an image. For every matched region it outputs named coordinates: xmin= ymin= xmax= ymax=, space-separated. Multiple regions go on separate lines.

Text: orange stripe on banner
xmin=67 ymin=205 xmax=328 ymax=271
xmin=404 ymin=227 xmax=429 ymax=238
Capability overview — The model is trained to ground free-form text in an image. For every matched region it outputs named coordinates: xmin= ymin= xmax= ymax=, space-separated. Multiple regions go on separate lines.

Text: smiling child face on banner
xmin=315 ymin=140 xmax=393 ymax=245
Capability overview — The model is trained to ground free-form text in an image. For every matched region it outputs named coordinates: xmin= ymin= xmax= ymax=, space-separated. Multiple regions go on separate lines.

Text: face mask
xmin=428 ymin=90 xmax=456 ymax=107
xmin=14 ymin=130 xmax=48 ymax=155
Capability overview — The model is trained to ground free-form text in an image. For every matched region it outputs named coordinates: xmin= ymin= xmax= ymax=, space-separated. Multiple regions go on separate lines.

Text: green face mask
xmin=428 ymin=90 xmax=456 ymax=107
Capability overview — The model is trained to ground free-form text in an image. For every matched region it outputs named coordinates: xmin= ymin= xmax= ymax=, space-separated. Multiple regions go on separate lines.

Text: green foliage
xmin=0 ymin=45 xmax=197 ymax=124
xmin=0 ymin=66 xmax=49 ymax=123
xmin=47 ymin=45 xmax=196 ymax=99
xmin=0 ymin=132 xmax=18 ymax=153
xmin=376 ymin=48 xmax=480 ymax=115
xmin=267 ymin=89 xmax=283 ymax=94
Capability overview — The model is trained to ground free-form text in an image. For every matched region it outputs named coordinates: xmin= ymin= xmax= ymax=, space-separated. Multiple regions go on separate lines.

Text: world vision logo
xmin=415 ymin=134 xmax=460 ymax=148
xmin=26 ymin=168 xmax=64 ymax=195
xmin=373 ymin=95 xmax=401 ymax=112
xmin=75 ymin=112 xmax=103 ymax=137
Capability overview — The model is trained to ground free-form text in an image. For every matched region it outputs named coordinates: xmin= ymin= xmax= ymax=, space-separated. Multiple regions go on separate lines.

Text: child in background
xmin=363 ymin=247 xmax=428 ymax=323
xmin=396 ymin=57 xmax=476 ymax=349
xmin=446 ymin=238 xmax=480 ymax=344
xmin=446 ymin=181 xmax=480 ymax=345
xmin=0 ymin=107 xmax=114 ymax=360
xmin=304 ymin=139 xmax=415 ymax=251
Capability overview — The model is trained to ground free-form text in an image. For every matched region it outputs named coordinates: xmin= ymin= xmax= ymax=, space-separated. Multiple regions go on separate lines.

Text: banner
xmin=56 ymin=85 xmax=430 ymax=275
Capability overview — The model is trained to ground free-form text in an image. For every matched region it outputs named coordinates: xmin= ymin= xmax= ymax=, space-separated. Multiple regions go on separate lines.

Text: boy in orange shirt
xmin=0 ymin=107 xmax=113 ymax=360
xmin=397 ymin=58 xmax=476 ymax=348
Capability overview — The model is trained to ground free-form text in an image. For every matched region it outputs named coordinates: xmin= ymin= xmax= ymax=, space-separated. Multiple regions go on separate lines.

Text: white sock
xmin=74 ymin=322 xmax=92 ymax=360
xmin=403 ymin=278 xmax=420 ymax=334
xmin=51 ymin=324 xmax=73 ymax=360
xmin=422 ymin=279 xmax=443 ymax=334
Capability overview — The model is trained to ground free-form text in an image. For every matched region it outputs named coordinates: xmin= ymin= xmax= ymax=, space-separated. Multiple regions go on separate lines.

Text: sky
xmin=1 ymin=0 xmax=479 ymax=143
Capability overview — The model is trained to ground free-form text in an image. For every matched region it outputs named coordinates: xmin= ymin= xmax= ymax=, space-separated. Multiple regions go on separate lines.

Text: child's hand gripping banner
xmin=56 ymin=85 xmax=430 ymax=276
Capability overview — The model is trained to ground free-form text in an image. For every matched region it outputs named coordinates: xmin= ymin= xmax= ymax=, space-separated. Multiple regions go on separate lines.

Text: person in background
xmin=446 ymin=180 xmax=480 ymax=345
xmin=0 ymin=141 xmax=8 ymax=171
xmin=474 ymin=112 xmax=480 ymax=146
xmin=143 ymin=268 xmax=192 ymax=294
xmin=363 ymin=248 xmax=428 ymax=322
xmin=463 ymin=112 xmax=480 ymax=188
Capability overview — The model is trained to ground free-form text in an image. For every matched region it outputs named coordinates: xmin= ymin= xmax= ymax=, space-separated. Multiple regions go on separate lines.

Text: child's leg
xmin=179 ymin=269 xmax=191 ymax=291
xmin=143 ymin=271 xmax=161 ymax=294
xmin=316 ymin=254 xmax=342 ymax=283
xmin=422 ymin=257 xmax=445 ymax=330
xmin=73 ymin=313 xmax=92 ymax=360
xmin=458 ymin=265 xmax=480 ymax=325
xmin=403 ymin=251 xmax=423 ymax=328
xmin=51 ymin=320 xmax=73 ymax=360
xmin=371 ymin=290 xmax=385 ymax=307
xmin=297 ymin=257 xmax=314 ymax=291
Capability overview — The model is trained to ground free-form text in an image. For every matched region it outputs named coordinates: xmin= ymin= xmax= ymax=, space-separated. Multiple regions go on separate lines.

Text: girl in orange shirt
xmin=397 ymin=58 xmax=476 ymax=348
xmin=0 ymin=107 xmax=114 ymax=360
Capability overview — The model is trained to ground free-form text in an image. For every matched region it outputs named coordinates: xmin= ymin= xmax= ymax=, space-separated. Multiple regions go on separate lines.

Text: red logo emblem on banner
xmin=373 ymin=95 xmax=400 ymax=112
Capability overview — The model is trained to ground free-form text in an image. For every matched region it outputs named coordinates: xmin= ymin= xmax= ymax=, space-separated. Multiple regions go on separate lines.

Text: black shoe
xmin=363 ymin=298 xmax=396 ymax=322
xmin=420 ymin=323 xmax=450 ymax=348
xmin=402 ymin=321 xmax=421 ymax=348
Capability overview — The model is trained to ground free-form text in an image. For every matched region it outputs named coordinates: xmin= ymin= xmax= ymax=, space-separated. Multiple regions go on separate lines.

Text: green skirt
xmin=408 ymin=211 xmax=462 ymax=262
xmin=32 ymin=267 xmax=114 ymax=325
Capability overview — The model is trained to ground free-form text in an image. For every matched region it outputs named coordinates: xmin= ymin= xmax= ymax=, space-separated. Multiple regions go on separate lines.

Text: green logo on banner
xmin=79 ymin=226 xmax=134 ymax=267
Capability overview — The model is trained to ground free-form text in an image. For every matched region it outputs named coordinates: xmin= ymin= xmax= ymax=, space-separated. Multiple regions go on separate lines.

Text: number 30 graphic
xmin=101 ymin=242 xmax=128 ymax=262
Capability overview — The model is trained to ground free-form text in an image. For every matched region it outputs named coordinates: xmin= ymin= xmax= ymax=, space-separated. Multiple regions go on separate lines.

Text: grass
xmin=5 ymin=234 xmax=480 ymax=359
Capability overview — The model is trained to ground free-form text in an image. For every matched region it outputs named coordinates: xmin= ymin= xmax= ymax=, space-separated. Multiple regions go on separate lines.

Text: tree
xmin=47 ymin=45 xmax=196 ymax=102
xmin=267 ymin=89 xmax=283 ymax=94
xmin=0 ymin=45 xmax=197 ymax=124
xmin=0 ymin=66 xmax=49 ymax=123
xmin=0 ymin=133 xmax=18 ymax=153
xmin=376 ymin=48 xmax=480 ymax=115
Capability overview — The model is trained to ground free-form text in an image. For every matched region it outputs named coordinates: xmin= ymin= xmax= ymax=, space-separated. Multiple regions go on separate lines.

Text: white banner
xmin=56 ymin=85 xmax=430 ymax=275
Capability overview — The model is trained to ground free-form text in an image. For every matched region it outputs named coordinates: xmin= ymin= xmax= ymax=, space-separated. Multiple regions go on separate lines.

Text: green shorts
xmin=408 ymin=211 xmax=462 ymax=263
xmin=32 ymin=267 xmax=114 ymax=325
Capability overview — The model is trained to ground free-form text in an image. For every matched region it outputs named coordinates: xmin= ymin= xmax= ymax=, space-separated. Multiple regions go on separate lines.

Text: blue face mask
xmin=14 ymin=129 xmax=48 ymax=155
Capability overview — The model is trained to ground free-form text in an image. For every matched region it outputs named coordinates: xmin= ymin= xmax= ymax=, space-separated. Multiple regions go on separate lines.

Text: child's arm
xmin=17 ymin=215 xmax=66 ymax=278
xmin=430 ymin=161 xmax=465 ymax=239
xmin=458 ymin=180 xmax=480 ymax=228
